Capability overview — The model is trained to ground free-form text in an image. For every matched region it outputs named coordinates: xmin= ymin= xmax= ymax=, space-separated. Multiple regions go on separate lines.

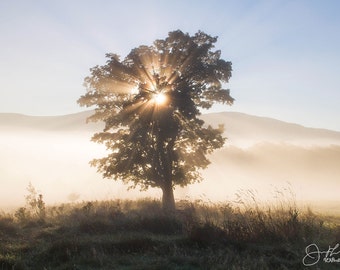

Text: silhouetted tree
xmin=78 ymin=30 xmax=233 ymax=212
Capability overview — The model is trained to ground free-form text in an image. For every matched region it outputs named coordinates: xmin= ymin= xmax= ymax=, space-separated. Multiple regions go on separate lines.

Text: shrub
xmin=25 ymin=182 xmax=46 ymax=221
xmin=14 ymin=207 xmax=28 ymax=224
xmin=0 ymin=215 xmax=17 ymax=236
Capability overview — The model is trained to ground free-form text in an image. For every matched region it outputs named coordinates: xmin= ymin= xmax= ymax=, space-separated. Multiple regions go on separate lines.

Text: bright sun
xmin=152 ymin=93 xmax=167 ymax=105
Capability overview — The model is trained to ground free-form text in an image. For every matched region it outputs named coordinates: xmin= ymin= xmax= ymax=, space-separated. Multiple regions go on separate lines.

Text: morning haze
xmin=1 ymin=2 xmax=340 ymax=267
xmin=1 ymin=111 xmax=339 ymax=212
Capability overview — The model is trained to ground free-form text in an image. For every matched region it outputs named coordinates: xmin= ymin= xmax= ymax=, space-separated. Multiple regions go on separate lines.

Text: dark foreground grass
xmin=1 ymin=198 xmax=340 ymax=270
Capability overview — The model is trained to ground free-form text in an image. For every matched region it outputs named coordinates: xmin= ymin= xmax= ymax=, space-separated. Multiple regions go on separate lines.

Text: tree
xmin=78 ymin=30 xmax=233 ymax=212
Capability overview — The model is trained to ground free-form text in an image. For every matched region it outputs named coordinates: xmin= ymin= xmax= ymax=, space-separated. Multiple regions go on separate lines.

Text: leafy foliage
xmin=78 ymin=30 xmax=233 ymax=207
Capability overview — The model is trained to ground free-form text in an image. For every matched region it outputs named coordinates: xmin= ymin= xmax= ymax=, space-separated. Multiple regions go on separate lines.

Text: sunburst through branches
xmin=152 ymin=92 xmax=167 ymax=105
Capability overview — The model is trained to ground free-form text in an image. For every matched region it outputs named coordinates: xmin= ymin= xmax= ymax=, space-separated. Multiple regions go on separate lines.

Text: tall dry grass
xmin=0 ymin=187 xmax=339 ymax=269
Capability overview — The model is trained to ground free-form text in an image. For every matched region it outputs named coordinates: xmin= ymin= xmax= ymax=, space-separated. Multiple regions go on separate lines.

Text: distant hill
xmin=0 ymin=111 xmax=101 ymax=132
xmin=201 ymin=112 xmax=340 ymax=147
xmin=1 ymin=110 xmax=340 ymax=146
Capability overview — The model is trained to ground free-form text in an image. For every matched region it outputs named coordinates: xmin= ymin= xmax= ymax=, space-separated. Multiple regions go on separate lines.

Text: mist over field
xmin=1 ymin=111 xmax=339 ymax=212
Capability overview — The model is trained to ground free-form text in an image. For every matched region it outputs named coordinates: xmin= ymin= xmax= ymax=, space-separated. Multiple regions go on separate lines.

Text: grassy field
xmin=1 ymin=191 xmax=340 ymax=270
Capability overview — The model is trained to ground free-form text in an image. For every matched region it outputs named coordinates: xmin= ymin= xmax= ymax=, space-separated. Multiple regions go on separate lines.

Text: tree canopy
xmin=78 ymin=30 xmax=233 ymax=211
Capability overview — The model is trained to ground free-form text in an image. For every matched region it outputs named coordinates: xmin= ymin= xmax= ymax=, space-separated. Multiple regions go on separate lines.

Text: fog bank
xmin=1 ymin=111 xmax=339 ymax=211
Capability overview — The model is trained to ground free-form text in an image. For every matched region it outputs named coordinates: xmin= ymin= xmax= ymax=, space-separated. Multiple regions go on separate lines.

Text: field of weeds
xmin=1 ymin=191 xmax=340 ymax=269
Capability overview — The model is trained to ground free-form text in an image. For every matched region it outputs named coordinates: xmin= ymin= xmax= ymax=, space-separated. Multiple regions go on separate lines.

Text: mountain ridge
xmin=0 ymin=110 xmax=339 ymax=131
xmin=1 ymin=110 xmax=340 ymax=146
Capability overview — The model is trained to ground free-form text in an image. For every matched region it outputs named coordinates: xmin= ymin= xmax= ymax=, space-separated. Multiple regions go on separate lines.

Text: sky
xmin=1 ymin=0 xmax=340 ymax=131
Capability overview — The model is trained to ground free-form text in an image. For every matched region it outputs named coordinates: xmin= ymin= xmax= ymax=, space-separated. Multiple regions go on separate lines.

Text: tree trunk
xmin=161 ymin=182 xmax=176 ymax=213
